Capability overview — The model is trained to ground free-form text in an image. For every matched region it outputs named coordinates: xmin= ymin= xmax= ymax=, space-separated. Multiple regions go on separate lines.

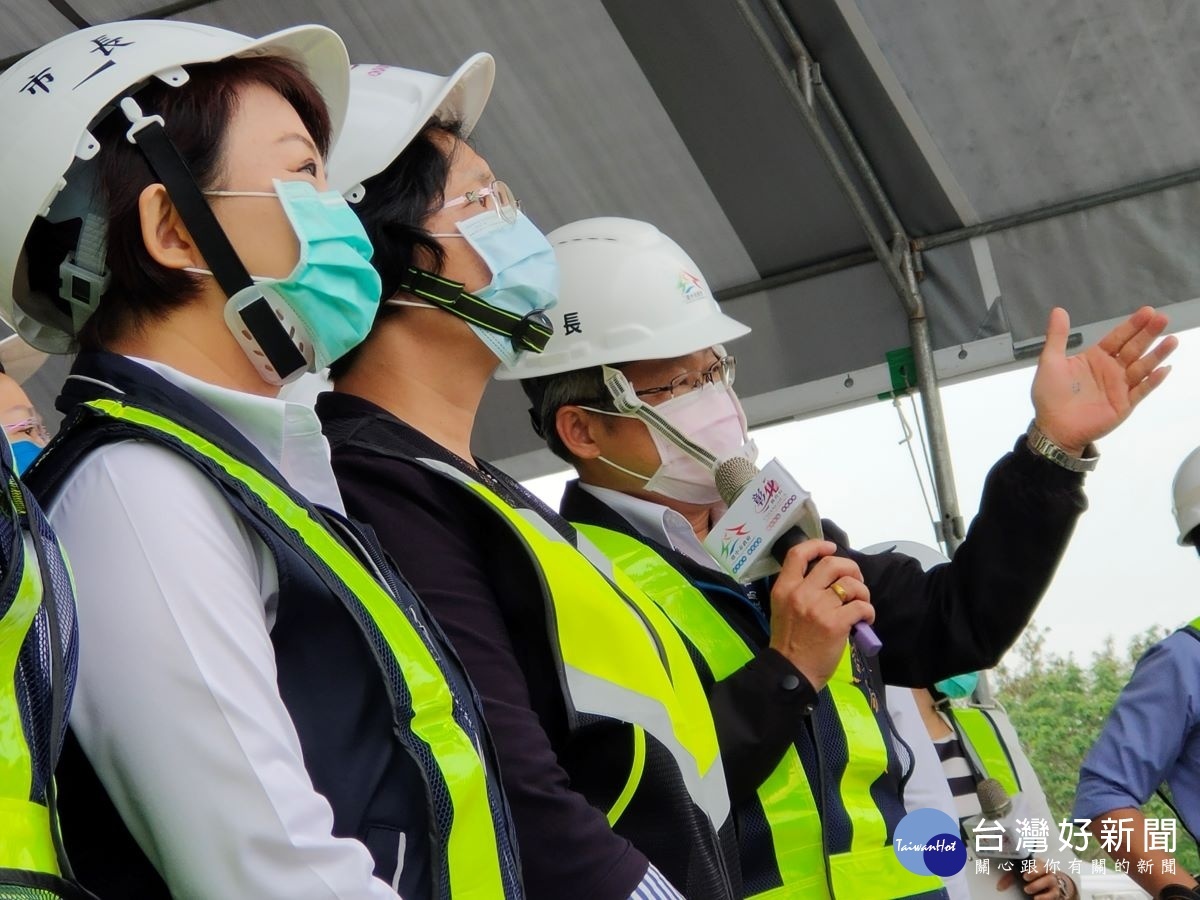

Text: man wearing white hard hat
xmin=3 ymin=22 xmax=520 ymax=900
xmin=1074 ymin=448 xmax=1200 ymax=900
xmin=506 ymin=216 xmax=1175 ymax=899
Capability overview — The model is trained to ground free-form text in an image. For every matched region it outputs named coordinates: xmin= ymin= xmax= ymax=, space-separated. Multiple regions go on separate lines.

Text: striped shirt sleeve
xmin=629 ymin=864 xmax=685 ymax=899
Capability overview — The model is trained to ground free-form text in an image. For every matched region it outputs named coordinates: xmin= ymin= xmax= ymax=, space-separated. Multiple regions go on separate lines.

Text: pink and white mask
xmin=582 ymin=368 xmax=758 ymax=505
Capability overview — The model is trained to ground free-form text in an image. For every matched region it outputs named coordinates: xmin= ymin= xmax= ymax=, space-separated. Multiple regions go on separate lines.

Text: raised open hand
xmin=1030 ymin=306 xmax=1176 ymax=455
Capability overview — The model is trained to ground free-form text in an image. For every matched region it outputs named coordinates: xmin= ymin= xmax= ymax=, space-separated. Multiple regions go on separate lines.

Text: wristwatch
xmin=1054 ymin=873 xmax=1073 ymax=899
xmin=1026 ymin=420 xmax=1099 ymax=473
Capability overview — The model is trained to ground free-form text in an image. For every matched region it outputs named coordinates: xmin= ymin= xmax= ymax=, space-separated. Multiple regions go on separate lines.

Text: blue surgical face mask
xmin=434 ymin=210 xmax=559 ymax=366
xmin=192 ymin=179 xmax=383 ymax=381
xmin=9 ymin=439 xmax=42 ymax=475
xmin=934 ymin=671 xmax=980 ymax=700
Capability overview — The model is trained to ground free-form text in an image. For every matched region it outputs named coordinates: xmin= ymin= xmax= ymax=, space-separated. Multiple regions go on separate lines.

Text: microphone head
xmin=715 ymin=455 xmax=758 ymax=506
xmin=976 ymin=777 xmax=1013 ymax=819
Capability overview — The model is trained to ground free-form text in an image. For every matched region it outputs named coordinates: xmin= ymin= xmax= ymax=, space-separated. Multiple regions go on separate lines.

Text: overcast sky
xmin=522 ymin=324 xmax=1200 ymax=670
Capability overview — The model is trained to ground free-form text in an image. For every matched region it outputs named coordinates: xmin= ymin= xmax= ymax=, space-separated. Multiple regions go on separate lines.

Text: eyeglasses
xmin=632 ymin=354 xmax=737 ymax=402
xmin=438 ymin=180 xmax=520 ymax=225
xmin=3 ymin=409 xmax=49 ymax=446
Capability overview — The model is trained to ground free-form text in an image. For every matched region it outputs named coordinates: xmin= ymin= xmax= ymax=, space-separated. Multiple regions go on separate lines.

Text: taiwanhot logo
xmin=892 ymin=808 xmax=966 ymax=878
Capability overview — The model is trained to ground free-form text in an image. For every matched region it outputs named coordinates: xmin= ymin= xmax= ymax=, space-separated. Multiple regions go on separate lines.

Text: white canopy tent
xmin=7 ymin=0 xmax=1200 ymax=551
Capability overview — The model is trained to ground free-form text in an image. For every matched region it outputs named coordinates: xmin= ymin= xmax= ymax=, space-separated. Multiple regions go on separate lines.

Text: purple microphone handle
xmin=851 ymin=622 xmax=883 ymax=658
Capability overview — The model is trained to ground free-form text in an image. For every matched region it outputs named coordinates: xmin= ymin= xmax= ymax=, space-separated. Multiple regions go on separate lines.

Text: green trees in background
xmin=995 ymin=624 xmax=1198 ymax=874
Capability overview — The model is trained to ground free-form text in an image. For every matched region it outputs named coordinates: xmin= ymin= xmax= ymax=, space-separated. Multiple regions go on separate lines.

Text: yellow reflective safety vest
xmin=30 ymin=388 xmax=521 ymax=900
xmin=0 ymin=440 xmax=95 ymax=898
xmin=578 ymin=523 xmax=947 ymax=900
xmin=944 ymin=707 xmax=1021 ymax=797
xmin=407 ymin=457 xmax=736 ymax=898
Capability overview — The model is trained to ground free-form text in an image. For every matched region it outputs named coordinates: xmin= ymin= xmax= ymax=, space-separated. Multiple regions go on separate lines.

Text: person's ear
xmin=137 ymin=183 xmax=202 ymax=270
xmin=555 ymin=405 xmax=605 ymax=460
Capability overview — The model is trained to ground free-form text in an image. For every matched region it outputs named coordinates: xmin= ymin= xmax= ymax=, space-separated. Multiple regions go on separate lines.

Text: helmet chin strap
xmin=398 ymin=267 xmax=553 ymax=353
xmin=116 ymin=96 xmax=307 ymax=381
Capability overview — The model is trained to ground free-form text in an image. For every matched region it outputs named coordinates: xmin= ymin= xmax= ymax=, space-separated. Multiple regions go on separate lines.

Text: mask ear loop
xmin=572 ymin=402 xmax=657 ymax=484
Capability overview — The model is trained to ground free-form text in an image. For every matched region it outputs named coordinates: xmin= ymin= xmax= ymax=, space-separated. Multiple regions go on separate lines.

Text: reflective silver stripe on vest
xmin=419 ymin=457 xmax=731 ymax=828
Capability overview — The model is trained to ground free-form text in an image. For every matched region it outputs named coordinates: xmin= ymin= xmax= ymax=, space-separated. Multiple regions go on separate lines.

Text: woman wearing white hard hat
xmin=3 ymin=23 xmax=520 ymax=899
xmin=318 ymin=61 xmax=735 ymax=899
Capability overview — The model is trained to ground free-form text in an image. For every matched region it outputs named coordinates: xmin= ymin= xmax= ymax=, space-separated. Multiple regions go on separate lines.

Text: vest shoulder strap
xmin=947 ymin=706 xmax=1021 ymax=797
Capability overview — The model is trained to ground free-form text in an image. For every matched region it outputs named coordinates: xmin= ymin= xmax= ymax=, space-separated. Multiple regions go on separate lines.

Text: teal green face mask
xmin=194 ymin=179 xmax=383 ymax=379
xmin=934 ymin=671 xmax=980 ymax=699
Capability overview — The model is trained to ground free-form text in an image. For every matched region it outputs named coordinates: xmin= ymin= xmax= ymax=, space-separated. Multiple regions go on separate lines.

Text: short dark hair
xmin=329 ymin=120 xmax=464 ymax=380
xmin=521 ymin=366 xmax=612 ymax=463
xmin=25 ymin=54 xmax=332 ymax=350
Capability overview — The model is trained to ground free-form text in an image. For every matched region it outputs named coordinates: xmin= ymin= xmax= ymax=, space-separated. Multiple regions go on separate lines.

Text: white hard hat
xmin=860 ymin=540 xmax=949 ymax=571
xmin=328 ymin=54 xmax=496 ymax=200
xmin=1172 ymin=446 xmax=1200 ymax=545
xmin=495 ymin=217 xmax=750 ymax=381
xmin=0 ymin=21 xmax=350 ymax=352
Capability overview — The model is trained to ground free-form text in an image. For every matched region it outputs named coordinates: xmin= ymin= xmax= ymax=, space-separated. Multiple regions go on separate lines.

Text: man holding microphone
xmin=505 ymin=216 xmax=1175 ymax=900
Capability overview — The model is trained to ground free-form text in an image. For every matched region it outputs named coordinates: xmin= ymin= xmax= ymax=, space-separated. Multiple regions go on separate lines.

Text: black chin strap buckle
xmin=510 ymin=309 xmax=553 ymax=353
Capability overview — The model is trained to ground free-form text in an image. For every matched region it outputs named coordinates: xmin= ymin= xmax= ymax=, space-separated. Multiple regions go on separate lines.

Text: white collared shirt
xmin=578 ymin=481 xmax=726 ymax=574
xmin=47 ymin=357 xmax=398 ymax=899
xmin=133 ymin=356 xmax=345 ymax=515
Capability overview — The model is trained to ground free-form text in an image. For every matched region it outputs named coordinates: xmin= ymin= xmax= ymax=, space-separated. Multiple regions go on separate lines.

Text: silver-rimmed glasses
xmin=438 ymin=180 xmax=520 ymax=225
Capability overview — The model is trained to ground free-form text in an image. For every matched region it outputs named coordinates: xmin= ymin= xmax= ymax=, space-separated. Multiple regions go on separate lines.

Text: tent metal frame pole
xmin=736 ymin=0 xmax=965 ymax=550
xmin=718 ymin=164 xmax=1200 ymax=301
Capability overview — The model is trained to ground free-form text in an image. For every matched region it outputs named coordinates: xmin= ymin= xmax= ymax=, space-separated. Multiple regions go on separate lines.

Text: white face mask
xmin=585 ymin=379 xmax=758 ymax=505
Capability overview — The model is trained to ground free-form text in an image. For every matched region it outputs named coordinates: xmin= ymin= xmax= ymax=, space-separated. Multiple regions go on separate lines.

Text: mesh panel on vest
xmin=812 ymin=700 xmax=852 ymax=854
xmin=626 ymin=737 xmax=735 ymax=899
xmin=736 ymin=795 xmax=783 ymax=895
xmin=0 ymin=869 xmax=97 ymax=899
xmin=233 ymin=490 xmax=459 ymax=856
xmin=12 ymin=499 xmax=78 ymax=803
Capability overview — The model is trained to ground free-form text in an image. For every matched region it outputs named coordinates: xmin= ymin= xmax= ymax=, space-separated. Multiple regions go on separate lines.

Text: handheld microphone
xmin=966 ymin=778 xmax=1030 ymax=861
xmin=708 ymin=455 xmax=883 ymax=657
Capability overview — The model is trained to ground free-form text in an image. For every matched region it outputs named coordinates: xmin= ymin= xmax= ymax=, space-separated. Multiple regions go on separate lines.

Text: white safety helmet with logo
xmin=1172 ymin=445 xmax=1200 ymax=545
xmin=495 ymin=216 xmax=750 ymax=380
xmin=0 ymin=20 xmax=349 ymax=353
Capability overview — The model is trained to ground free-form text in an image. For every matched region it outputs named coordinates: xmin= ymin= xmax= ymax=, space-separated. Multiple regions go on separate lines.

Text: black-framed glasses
xmin=632 ymin=354 xmax=736 ymax=402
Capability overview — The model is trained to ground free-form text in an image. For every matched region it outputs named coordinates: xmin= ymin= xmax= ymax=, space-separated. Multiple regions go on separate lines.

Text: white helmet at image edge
xmin=0 ymin=20 xmax=350 ymax=352
xmin=495 ymin=217 xmax=750 ymax=381
xmin=328 ymin=54 xmax=495 ymax=200
xmin=860 ymin=540 xmax=949 ymax=572
xmin=1171 ymin=445 xmax=1200 ymax=545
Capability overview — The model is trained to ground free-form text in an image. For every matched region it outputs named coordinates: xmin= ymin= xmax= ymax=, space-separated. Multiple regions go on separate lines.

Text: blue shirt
xmin=1074 ymin=629 xmax=1200 ymax=838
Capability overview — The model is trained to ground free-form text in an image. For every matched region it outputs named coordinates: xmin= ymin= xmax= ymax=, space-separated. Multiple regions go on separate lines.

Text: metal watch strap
xmin=1025 ymin=420 xmax=1099 ymax=473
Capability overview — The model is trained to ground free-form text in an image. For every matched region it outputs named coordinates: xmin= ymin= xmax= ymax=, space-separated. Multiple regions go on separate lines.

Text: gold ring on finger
xmin=831 ymin=582 xmax=849 ymax=602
